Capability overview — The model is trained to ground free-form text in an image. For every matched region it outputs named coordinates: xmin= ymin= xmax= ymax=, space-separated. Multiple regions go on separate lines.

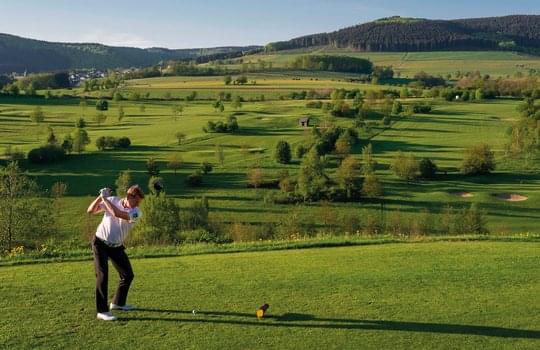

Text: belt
xmin=95 ymin=236 xmax=123 ymax=248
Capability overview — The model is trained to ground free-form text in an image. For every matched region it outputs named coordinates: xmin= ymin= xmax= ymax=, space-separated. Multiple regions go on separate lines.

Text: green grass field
xmin=1 ymin=78 xmax=539 ymax=238
xmin=1 ymin=241 xmax=538 ymax=349
xmin=233 ymin=50 xmax=540 ymax=78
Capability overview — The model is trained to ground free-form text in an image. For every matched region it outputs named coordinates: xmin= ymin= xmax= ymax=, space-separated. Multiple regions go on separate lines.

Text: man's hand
xmin=99 ymin=188 xmax=111 ymax=198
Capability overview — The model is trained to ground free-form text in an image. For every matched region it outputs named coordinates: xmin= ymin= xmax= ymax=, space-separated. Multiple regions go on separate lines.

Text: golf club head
xmin=153 ymin=180 xmax=163 ymax=192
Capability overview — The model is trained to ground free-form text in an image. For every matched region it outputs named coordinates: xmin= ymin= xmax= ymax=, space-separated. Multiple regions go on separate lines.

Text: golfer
xmin=86 ymin=185 xmax=144 ymax=321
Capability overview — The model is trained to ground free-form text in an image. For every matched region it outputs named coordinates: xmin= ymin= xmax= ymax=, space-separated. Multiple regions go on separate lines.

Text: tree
xmin=391 ymin=151 xmax=419 ymax=181
xmin=213 ymin=100 xmax=225 ymax=113
xmin=172 ymin=105 xmax=183 ymax=121
xmin=275 ymin=141 xmax=292 ymax=164
xmin=30 ymin=106 xmax=45 ymax=124
xmin=117 ymin=105 xmax=125 ymax=122
xmin=146 ymin=157 xmax=160 ymax=177
xmin=75 ymin=117 xmax=86 ymax=129
xmin=247 ymin=167 xmax=263 ymax=188
xmin=400 ymin=87 xmax=409 ymax=99
xmin=361 ymin=144 xmax=376 ymax=175
xmin=200 ymin=162 xmax=213 ymax=174
xmin=61 ymin=134 xmax=73 ymax=154
xmin=392 ymin=100 xmax=403 ymax=115
xmin=475 ymin=88 xmax=484 ymax=101
xmin=336 ymin=155 xmax=359 ymax=198
xmin=224 ymin=75 xmax=232 ymax=85
xmin=215 ymin=144 xmax=225 ymax=166
xmin=114 ymin=170 xmax=132 ymax=197
xmin=46 ymin=128 xmax=58 ymax=145
xmin=419 ymin=158 xmax=438 ymax=179
xmin=167 ymin=154 xmax=183 ymax=175
xmin=132 ymin=193 xmax=180 ymax=244
xmin=382 ymin=97 xmax=394 ymax=117
xmin=461 ymin=144 xmax=495 ymax=175
xmin=175 ymin=132 xmax=186 ymax=145
xmin=278 ymin=170 xmax=294 ymax=193
xmin=231 ymin=95 xmax=243 ymax=109
xmin=139 ymin=104 xmax=146 ymax=113
xmin=297 ymin=148 xmax=327 ymax=201
xmin=95 ymin=99 xmax=108 ymax=111
xmin=113 ymin=91 xmax=123 ymax=102
xmin=334 ymin=134 xmax=351 ymax=157
xmin=0 ymin=162 xmax=52 ymax=251
xmin=72 ymin=128 xmax=90 ymax=154
xmin=362 ymin=173 xmax=383 ymax=197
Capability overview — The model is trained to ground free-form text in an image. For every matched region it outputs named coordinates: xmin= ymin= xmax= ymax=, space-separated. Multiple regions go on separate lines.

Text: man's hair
xmin=127 ymin=184 xmax=144 ymax=199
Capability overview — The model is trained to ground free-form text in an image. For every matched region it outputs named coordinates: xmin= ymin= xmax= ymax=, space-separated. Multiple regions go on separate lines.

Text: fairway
xmin=1 ymin=242 xmax=539 ymax=349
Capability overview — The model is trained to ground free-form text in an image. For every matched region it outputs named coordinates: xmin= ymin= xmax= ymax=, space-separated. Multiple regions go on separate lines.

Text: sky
xmin=0 ymin=0 xmax=539 ymax=49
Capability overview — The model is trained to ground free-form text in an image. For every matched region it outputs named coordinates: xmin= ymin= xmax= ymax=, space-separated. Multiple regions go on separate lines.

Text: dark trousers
xmin=91 ymin=236 xmax=134 ymax=313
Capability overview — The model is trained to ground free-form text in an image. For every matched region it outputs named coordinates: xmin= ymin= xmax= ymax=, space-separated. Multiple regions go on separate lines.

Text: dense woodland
xmin=0 ymin=33 xmax=260 ymax=73
xmin=265 ymin=15 xmax=540 ymax=53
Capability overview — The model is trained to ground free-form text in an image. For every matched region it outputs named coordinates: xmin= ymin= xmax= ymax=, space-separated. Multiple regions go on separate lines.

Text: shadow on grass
xmin=123 ymin=308 xmax=540 ymax=339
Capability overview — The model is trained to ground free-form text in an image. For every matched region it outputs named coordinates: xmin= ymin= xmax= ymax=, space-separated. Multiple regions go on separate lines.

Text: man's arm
xmin=87 ymin=196 xmax=104 ymax=214
xmin=100 ymin=196 xmax=130 ymax=221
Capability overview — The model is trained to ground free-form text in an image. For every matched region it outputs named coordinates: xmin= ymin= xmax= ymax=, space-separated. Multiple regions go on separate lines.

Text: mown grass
xmin=1 ymin=83 xmax=539 ymax=237
xmin=0 ymin=241 xmax=538 ymax=349
xmin=233 ymin=50 xmax=540 ymax=77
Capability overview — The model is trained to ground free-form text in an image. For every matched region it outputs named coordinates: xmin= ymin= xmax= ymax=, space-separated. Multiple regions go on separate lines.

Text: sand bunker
xmin=496 ymin=193 xmax=528 ymax=202
xmin=453 ymin=191 xmax=474 ymax=198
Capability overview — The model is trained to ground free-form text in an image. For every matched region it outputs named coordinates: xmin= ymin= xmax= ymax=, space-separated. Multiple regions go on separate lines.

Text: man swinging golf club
xmin=87 ymin=185 xmax=144 ymax=321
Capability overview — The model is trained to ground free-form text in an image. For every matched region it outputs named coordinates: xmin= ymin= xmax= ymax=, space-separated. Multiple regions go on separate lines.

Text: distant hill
xmin=265 ymin=15 xmax=540 ymax=54
xmin=0 ymin=33 xmax=261 ymax=74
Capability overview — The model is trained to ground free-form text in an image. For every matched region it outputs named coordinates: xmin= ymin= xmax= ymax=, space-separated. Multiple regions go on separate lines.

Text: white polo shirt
xmin=95 ymin=196 xmax=142 ymax=246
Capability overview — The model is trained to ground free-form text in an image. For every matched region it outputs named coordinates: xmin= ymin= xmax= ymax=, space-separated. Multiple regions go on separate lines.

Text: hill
xmin=265 ymin=15 xmax=540 ymax=53
xmin=0 ymin=33 xmax=261 ymax=73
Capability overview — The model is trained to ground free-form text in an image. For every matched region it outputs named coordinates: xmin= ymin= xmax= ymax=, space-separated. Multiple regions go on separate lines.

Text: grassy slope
xmin=233 ymin=50 xmax=540 ymax=78
xmin=1 ymin=85 xmax=539 ymax=237
xmin=0 ymin=242 xmax=538 ymax=349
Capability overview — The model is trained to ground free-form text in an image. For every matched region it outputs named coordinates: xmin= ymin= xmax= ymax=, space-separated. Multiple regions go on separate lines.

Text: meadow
xmin=1 ymin=71 xmax=539 ymax=241
xmin=232 ymin=50 xmax=540 ymax=78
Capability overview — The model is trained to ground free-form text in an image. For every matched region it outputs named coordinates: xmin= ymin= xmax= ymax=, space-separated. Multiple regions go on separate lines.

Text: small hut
xmin=298 ymin=117 xmax=310 ymax=127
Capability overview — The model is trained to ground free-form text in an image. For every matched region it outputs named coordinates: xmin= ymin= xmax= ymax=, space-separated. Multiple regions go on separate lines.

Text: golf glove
xmin=99 ymin=188 xmax=111 ymax=198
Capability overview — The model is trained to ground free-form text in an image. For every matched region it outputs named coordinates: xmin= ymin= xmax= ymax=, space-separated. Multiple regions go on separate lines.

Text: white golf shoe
xmin=110 ymin=303 xmax=136 ymax=311
xmin=97 ymin=312 xmax=117 ymax=321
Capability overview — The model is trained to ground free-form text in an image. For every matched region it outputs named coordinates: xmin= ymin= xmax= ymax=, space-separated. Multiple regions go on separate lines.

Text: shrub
xmin=146 ymin=157 xmax=160 ymax=177
xmin=117 ymin=137 xmax=131 ymax=148
xmin=131 ymin=194 xmax=180 ymax=244
xmin=412 ymin=103 xmax=432 ymax=113
xmin=27 ymin=144 xmax=66 ymax=164
xmin=95 ymin=99 xmax=108 ymax=111
xmin=461 ymin=144 xmax=495 ymax=175
xmin=200 ymin=162 xmax=213 ymax=174
xmin=419 ymin=158 xmax=437 ymax=179
xmin=306 ymin=100 xmax=323 ymax=108
xmin=96 ymin=136 xmax=131 ymax=150
xmin=454 ymin=204 xmax=489 ymax=234
xmin=180 ymin=197 xmax=209 ymax=230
